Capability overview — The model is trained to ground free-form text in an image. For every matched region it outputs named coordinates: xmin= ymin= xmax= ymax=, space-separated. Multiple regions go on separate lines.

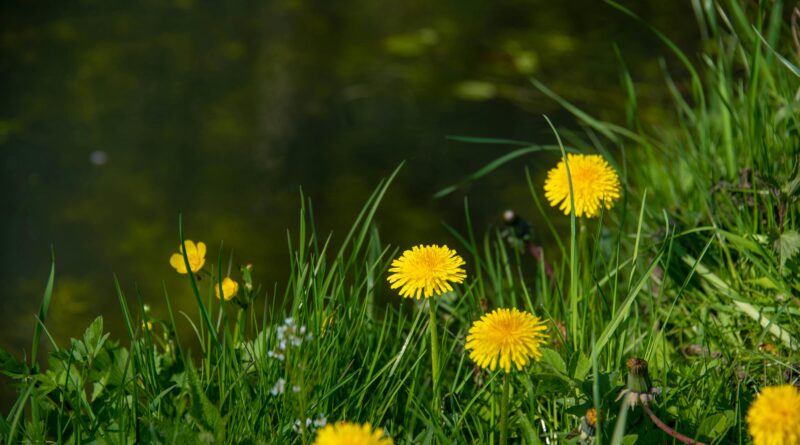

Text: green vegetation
xmin=2 ymin=1 xmax=799 ymax=444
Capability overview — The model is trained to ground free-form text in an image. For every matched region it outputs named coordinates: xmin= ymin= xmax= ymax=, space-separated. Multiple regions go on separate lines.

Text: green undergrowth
xmin=2 ymin=1 xmax=800 ymax=444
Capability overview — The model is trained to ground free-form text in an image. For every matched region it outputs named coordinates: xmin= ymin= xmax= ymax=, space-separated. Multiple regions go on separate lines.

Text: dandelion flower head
xmin=215 ymin=277 xmax=239 ymax=301
xmin=169 ymin=240 xmax=206 ymax=274
xmin=544 ymin=153 xmax=621 ymax=218
xmin=746 ymin=384 xmax=800 ymax=445
xmin=387 ymin=245 xmax=466 ymax=299
xmin=312 ymin=421 xmax=393 ymax=445
xmin=466 ymin=307 xmax=548 ymax=372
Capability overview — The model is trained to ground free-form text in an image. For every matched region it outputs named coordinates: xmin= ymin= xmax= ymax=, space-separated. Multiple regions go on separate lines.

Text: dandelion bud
xmin=626 ymin=358 xmax=651 ymax=394
xmin=621 ymin=357 xmax=659 ymax=408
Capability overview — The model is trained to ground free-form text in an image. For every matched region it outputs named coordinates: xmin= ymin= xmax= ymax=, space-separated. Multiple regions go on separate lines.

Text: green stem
xmin=428 ymin=300 xmax=440 ymax=416
xmin=500 ymin=372 xmax=510 ymax=445
xmin=234 ymin=308 xmax=246 ymax=346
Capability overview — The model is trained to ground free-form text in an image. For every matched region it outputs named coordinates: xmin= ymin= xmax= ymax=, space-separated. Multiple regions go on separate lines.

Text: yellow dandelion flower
xmin=544 ymin=153 xmax=621 ymax=218
xmin=466 ymin=308 xmax=548 ymax=372
xmin=169 ymin=240 xmax=206 ymax=274
xmin=215 ymin=277 xmax=239 ymax=301
xmin=312 ymin=421 xmax=393 ymax=445
xmin=747 ymin=384 xmax=800 ymax=445
xmin=387 ymin=245 xmax=466 ymax=299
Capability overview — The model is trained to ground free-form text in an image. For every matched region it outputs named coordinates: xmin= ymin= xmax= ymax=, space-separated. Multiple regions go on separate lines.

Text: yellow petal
xmin=196 ymin=242 xmax=207 ymax=260
xmin=169 ymin=253 xmax=188 ymax=274
xmin=215 ymin=277 xmax=239 ymax=301
xmin=183 ymin=240 xmax=197 ymax=257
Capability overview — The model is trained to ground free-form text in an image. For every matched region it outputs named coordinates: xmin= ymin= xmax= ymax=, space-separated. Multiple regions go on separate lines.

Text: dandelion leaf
xmin=774 ymin=230 xmax=800 ymax=268
xmin=186 ymin=364 xmax=225 ymax=443
xmin=697 ymin=410 xmax=734 ymax=440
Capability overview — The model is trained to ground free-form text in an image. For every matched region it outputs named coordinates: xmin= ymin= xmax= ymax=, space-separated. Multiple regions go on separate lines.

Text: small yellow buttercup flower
xmin=312 ymin=421 xmax=393 ymax=445
xmin=387 ymin=245 xmax=466 ymax=299
xmin=544 ymin=153 xmax=621 ymax=218
xmin=169 ymin=240 xmax=206 ymax=274
xmin=466 ymin=307 xmax=548 ymax=372
xmin=746 ymin=384 xmax=800 ymax=445
xmin=215 ymin=277 xmax=239 ymax=301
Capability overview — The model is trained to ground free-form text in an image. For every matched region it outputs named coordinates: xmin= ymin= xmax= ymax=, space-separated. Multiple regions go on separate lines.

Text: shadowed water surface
xmin=0 ymin=0 xmax=697 ymax=405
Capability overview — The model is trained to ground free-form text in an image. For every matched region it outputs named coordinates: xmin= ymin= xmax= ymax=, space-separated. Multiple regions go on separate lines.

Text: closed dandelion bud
xmin=621 ymin=358 xmax=659 ymax=408
xmin=626 ymin=358 xmax=652 ymax=394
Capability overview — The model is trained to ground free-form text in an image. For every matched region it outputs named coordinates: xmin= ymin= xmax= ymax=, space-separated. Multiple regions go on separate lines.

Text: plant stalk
xmin=642 ymin=403 xmax=707 ymax=445
xmin=429 ymin=299 xmax=440 ymax=416
xmin=500 ymin=372 xmax=510 ymax=445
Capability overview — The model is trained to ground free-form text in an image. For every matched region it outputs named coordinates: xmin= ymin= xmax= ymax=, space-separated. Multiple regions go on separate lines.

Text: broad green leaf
xmin=774 ymin=230 xmax=800 ymax=268
xmin=697 ymin=410 xmax=734 ymax=439
xmin=540 ymin=348 xmax=567 ymax=375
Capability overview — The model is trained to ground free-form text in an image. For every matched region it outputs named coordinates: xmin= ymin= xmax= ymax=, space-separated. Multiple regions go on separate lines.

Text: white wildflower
xmin=270 ymin=378 xmax=286 ymax=396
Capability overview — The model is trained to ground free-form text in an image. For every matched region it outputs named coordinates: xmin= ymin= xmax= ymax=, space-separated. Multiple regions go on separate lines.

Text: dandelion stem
xmin=428 ymin=300 xmax=440 ymax=416
xmin=499 ymin=372 xmax=510 ymax=445
xmin=642 ymin=403 xmax=707 ymax=445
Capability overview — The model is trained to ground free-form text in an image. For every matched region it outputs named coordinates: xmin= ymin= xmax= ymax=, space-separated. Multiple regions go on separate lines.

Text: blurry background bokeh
xmin=1 ymin=0 xmax=698 ymax=399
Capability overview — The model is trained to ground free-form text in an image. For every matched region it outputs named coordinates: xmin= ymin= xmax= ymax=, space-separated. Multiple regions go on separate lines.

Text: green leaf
xmin=433 ymin=144 xmax=563 ymax=198
xmin=0 ymin=348 xmax=24 ymax=378
xmin=83 ymin=316 xmax=109 ymax=358
xmin=774 ymin=230 xmax=800 ymax=268
xmin=622 ymin=434 xmax=638 ymax=445
xmin=445 ymin=135 xmax=534 ymax=146
xmin=31 ymin=253 xmax=55 ymax=368
xmin=572 ymin=352 xmax=591 ymax=382
xmin=540 ymin=348 xmax=567 ymax=376
xmin=186 ymin=363 xmax=225 ymax=442
xmin=697 ymin=410 xmax=734 ymax=440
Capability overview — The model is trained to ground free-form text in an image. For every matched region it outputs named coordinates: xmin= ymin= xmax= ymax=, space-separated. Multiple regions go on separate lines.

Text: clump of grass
xmin=2 ymin=1 xmax=799 ymax=444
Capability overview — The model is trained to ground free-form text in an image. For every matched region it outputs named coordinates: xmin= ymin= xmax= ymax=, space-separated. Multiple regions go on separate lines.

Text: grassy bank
xmin=2 ymin=1 xmax=799 ymax=444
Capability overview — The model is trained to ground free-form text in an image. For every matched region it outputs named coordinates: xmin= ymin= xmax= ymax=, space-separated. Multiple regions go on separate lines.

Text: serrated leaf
xmin=573 ymin=352 xmax=591 ymax=382
xmin=697 ymin=410 xmax=734 ymax=439
xmin=83 ymin=316 xmax=105 ymax=352
xmin=540 ymin=348 xmax=567 ymax=376
xmin=186 ymin=364 xmax=225 ymax=442
xmin=774 ymin=230 xmax=800 ymax=268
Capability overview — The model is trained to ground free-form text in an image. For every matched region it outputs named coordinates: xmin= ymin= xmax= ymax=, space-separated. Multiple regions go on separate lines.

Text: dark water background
xmin=1 ymin=0 xmax=698 ymax=405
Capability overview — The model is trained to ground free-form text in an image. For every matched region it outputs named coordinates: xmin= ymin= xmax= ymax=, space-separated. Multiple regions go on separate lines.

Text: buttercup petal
xmin=169 ymin=253 xmax=188 ymax=274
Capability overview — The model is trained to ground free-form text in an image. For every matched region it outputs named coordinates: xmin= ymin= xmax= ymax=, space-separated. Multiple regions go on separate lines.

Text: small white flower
xmin=267 ymin=350 xmax=285 ymax=361
xmin=292 ymin=385 xmax=301 ymax=393
xmin=291 ymin=337 xmax=303 ymax=347
xmin=270 ymin=378 xmax=286 ymax=396
xmin=314 ymin=414 xmax=327 ymax=428
xmin=285 ymin=317 xmax=295 ymax=326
